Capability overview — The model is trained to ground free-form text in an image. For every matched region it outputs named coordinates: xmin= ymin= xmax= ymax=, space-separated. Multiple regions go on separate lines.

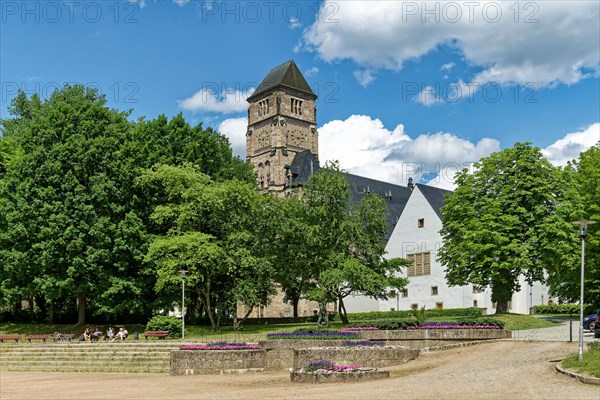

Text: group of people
xmin=79 ymin=326 xmax=128 ymax=341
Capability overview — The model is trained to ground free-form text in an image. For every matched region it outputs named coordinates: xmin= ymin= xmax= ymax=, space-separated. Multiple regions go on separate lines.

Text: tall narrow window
xmin=291 ymin=98 xmax=303 ymax=115
xmin=418 ymin=218 xmax=425 ymax=228
xmin=258 ymin=99 xmax=269 ymax=116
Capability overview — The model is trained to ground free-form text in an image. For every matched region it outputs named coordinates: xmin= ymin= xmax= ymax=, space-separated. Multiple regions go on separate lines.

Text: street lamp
xmin=178 ymin=270 xmax=188 ymax=339
xmin=571 ymin=219 xmax=596 ymax=361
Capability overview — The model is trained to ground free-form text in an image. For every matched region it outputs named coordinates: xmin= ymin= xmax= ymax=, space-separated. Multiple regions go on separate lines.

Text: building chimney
xmin=407 ymin=177 xmax=414 ymax=190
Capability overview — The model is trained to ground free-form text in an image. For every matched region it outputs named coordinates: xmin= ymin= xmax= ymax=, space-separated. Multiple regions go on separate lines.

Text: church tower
xmin=246 ymin=60 xmax=318 ymax=194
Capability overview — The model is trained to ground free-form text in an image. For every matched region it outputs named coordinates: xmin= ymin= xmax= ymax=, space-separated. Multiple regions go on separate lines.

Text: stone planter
xmin=293 ymin=347 xmax=419 ymax=369
xmin=258 ymin=340 xmax=347 ymax=371
xmin=290 ymin=370 xmax=390 ymax=383
xmin=170 ymin=349 xmax=266 ymax=375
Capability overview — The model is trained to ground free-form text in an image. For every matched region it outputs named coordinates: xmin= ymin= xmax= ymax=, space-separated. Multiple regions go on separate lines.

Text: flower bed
xmin=410 ymin=322 xmax=501 ymax=329
xmin=180 ymin=342 xmax=259 ymax=350
xmin=266 ymin=331 xmax=360 ymax=340
xmin=340 ymin=326 xmax=379 ymax=331
xmin=341 ymin=341 xmax=385 ymax=347
xmin=291 ymin=360 xmax=389 ymax=383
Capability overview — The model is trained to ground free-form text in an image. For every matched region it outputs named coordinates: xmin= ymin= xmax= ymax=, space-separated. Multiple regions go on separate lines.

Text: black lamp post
xmin=571 ymin=219 xmax=596 ymax=361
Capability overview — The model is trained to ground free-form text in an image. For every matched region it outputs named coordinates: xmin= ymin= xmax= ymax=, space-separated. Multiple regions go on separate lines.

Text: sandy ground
xmin=1 ymin=341 xmax=598 ymax=400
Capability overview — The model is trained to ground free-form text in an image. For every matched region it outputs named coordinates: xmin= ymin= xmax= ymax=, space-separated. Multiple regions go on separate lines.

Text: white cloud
xmin=303 ymin=1 xmax=600 ymax=89
xmin=289 ymin=17 xmax=303 ymax=30
xmin=353 ymin=70 xmax=375 ymax=87
xmin=542 ymin=123 xmax=600 ymax=166
xmin=218 ymin=117 xmax=247 ymax=159
xmin=173 ymin=0 xmax=190 ymax=6
xmin=319 ymin=115 xmax=500 ymax=189
xmin=304 ymin=67 xmax=319 ymax=77
xmin=129 ymin=0 xmax=147 ymax=8
xmin=441 ymin=62 xmax=455 ymax=72
xmin=178 ymin=87 xmax=254 ymax=114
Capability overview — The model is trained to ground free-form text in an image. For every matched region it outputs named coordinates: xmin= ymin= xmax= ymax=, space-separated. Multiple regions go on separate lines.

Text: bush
xmin=347 ymin=308 xmax=482 ymax=321
xmin=145 ymin=315 xmax=181 ymax=338
xmin=345 ymin=319 xmax=419 ymax=330
xmin=532 ymin=304 xmax=595 ymax=315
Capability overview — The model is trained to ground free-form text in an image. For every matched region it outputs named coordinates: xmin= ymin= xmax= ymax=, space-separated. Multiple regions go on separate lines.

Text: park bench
xmin=53 ymin=333 xmax=75 ymax=342
xmin=26 ymin=334 xmax=50 ymax=342
xmin=143 ymin=331 xmax=169 ymax=340
xmin=0 ymin=334 xmax=20 ymax=343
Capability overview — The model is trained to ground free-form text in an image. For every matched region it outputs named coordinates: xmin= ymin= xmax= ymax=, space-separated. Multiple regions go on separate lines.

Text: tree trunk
xmin=48 ymin=301 xmax=55 ymax=323
xmin=201 ymin=290 xmax=219 ymax=332
xmin=292 ymin=297 xmax=299 ymax=319
xmin=233 ymin=306 xmax=254 ymax=331
xmin=338 ymin=297 xmax=349 ymax=324
xmin=495 ymin=301 xmax=510 ymax=314
xmin=77 ymin=295 xmax=86 ymax=326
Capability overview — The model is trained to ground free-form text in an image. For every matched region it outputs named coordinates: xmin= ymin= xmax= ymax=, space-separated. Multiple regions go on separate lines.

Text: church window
xmin=258 ymin=99 xmax=269 ymax=116
xmin=406 ymin=252 xmax=431 ymax=277
xmin=291 ymin=98 xmax=303 ymax=115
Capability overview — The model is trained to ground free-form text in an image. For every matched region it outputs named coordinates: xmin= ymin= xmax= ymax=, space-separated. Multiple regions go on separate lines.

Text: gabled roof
xmin=346 ymin=174 xmax=413 ymax=241
xmin=416 ymin=183 xmax=453 ymax=220
xmin=287 ymin=150 xmax=320 ymax=186
xmin=247 ymin=60 xmax=316 ymax=102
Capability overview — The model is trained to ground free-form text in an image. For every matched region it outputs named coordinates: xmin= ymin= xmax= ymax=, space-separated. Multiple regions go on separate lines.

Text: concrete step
xmin=1 ymin=364 xmax=169 ymax=373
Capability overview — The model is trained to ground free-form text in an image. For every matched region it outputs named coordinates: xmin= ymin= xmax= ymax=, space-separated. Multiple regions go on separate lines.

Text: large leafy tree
xmin=291 ymin=161 xmax=407 ymax=324
xmin=439 ymin=143 xmax=581 ymax=313
xmin=142 ymin=164 xmax=274 ymax=332
xmin=545 ymin=143 xmax=600 ymax=305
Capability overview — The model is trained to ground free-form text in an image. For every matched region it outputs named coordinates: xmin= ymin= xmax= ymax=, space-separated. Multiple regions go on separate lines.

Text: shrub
xmin=347 ymin=308 xmax=482 ymax=321
xmin=145 ymin=315 xmax=181 ymax=338
xmin=532 ymin=304 xmax=595 ymax=315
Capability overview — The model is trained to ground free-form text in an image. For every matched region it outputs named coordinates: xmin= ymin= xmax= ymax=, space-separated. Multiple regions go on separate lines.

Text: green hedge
xmin=532 ymin=304 xmax=596 ymax=315
xmin=347 ymin=308 xmax=483 ymax=321
xmin=145 ymin=315 xmax=181 ymax=338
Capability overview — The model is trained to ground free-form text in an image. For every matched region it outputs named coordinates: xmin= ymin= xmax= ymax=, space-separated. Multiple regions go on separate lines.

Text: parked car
xmin=595 ymin=312 xmax=600 ymax=339
xmin=583 ymin=313 xmax=598 ymax=331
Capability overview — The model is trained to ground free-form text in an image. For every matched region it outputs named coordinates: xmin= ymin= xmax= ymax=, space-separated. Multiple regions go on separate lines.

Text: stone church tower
xmin=246 ymin=60 xmax=319 ymax=194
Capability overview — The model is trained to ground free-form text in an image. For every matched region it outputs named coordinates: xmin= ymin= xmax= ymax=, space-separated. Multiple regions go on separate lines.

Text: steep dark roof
xmin=346 ymin=174 xmax=413 ymax=241
xmin=416 ymin=183 xmax=453 ymax=219
xmin=247 ymin=60 xmax=316 ymax=102
xmin=287 ymin=150 xmax=320 ymax=186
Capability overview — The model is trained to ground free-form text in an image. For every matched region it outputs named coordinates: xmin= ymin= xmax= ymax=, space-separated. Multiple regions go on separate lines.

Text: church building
xmin=244 ymin=60 xmax=556 ymax=317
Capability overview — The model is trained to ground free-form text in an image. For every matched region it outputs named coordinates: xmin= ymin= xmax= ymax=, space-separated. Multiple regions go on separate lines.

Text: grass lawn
xmin=561 ymin=343 xmax=600 ymax=378
xmin=0 ymin=313 xmax=554 ymax=341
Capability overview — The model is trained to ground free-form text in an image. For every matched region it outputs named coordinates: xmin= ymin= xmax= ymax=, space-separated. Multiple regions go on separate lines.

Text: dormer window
xmin=258 ymin=99 xmax=269 ymax=117
xmin=291 ymin=98 xmax=303 ymax=115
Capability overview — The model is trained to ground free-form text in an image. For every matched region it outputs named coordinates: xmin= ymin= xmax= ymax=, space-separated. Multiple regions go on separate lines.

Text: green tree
xmin=439 ymin=143 xmax=581 ymax=313
xmin=296 ymin=161 xmax=407 ymax=324
xmin=142 ymin=164 xmax=274 ymax=332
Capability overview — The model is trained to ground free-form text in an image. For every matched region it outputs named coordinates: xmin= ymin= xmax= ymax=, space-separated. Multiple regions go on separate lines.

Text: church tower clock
xmin=246 ymin=60 xmax=318 ymax=194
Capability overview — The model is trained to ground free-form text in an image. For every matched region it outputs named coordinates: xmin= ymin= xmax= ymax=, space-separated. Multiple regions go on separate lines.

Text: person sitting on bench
xmin=116 ymin=327 xmax=128 ymax=340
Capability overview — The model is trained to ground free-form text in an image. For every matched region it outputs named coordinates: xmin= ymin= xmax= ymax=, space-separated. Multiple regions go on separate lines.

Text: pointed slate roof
xmin=346 ymin=174 xmax=413 ymax=240
xmin=287 ymin=150 xmax=320 ymax=186
xmin=247 ymin=60 xmax=316 ymax=102
xmin=416 ymin=183 xmax=453 ymax=220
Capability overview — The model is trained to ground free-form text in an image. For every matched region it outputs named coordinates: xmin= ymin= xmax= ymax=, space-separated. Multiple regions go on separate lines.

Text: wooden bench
xmin=143 ymin=331 xmax=169 ymax=340
xmin=26 ymin=334 xmax=50 ymax=342
xmin=53 ymin=333 xmax=75 ymax=342
xmin=0 ymin=334 xmax=20 ymax=343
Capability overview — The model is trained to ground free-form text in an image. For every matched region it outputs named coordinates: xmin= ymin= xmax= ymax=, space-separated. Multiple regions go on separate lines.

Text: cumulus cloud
xmin=178 ymin=87 xmax=254 ymax=114
xmin=318 ymin=115 xmax=500 ymax=189
xmin=218 ymin=117 xmax=247 ymax=159
xmin=353 ymin=70 xmax=376 ymax=87
xmin=304 ymin=67 xmax=319 ymax=77
xmin=289 ymin=17 xmax=303 ymax=30
xmin=542 ymin=123 xmax=600 ymax=166
xmin=303 ymin=1 xmax=599 ymax=91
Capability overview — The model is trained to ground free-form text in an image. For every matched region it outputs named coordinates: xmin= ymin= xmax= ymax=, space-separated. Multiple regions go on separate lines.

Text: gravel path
xmin=1 ymin=341 xmax=598 ymax=400
xmin=511 ymin=320 xmax=597 ymax=342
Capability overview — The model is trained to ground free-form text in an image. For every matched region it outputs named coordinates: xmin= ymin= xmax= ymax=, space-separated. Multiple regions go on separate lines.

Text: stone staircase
xmin=0 ymin=341 xmax=186 ymax=373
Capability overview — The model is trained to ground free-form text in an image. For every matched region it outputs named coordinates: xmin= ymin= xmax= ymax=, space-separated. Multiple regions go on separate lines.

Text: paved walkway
xmin=511 ymin=320 xmax=597 ymax=342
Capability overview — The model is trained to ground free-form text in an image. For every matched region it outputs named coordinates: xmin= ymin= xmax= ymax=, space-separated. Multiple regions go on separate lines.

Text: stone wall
xmin=293 ymin=347 xmax=420 ymax=369
xmin=259 ymin=340 xmax=347 ymax=371
xmin=170 ymin=350 xmax=266 ymax=375
xmin=290 ymin=370 xmax=390 ymax=383
xmin=358 ymin=329 xmax=512 ymax=341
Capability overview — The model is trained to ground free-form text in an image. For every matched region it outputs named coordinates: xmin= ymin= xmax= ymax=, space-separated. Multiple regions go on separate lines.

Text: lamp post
xmin=571 ymin=220 xmax=596 ymax=361
xmin=178 ymin=270 xmax=188 ymax=339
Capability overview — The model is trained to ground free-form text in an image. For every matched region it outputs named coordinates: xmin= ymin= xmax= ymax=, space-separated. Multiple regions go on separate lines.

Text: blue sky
xmin=1 ymin=0 xmax=599 ymax=188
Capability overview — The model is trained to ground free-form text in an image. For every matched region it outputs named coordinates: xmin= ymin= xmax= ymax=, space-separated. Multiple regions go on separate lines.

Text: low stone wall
xmin=293 ymin=347 xmax=420 ymax=369
xmin=290 ymin=370 xmax=390 ymax=383
xmin=170 ymin=349 xmax=266 ymax=375
xmin=359 ymin=329 xmax=511 ymax=341
xmin=259 ymin=340 xmax=347 ymax=371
